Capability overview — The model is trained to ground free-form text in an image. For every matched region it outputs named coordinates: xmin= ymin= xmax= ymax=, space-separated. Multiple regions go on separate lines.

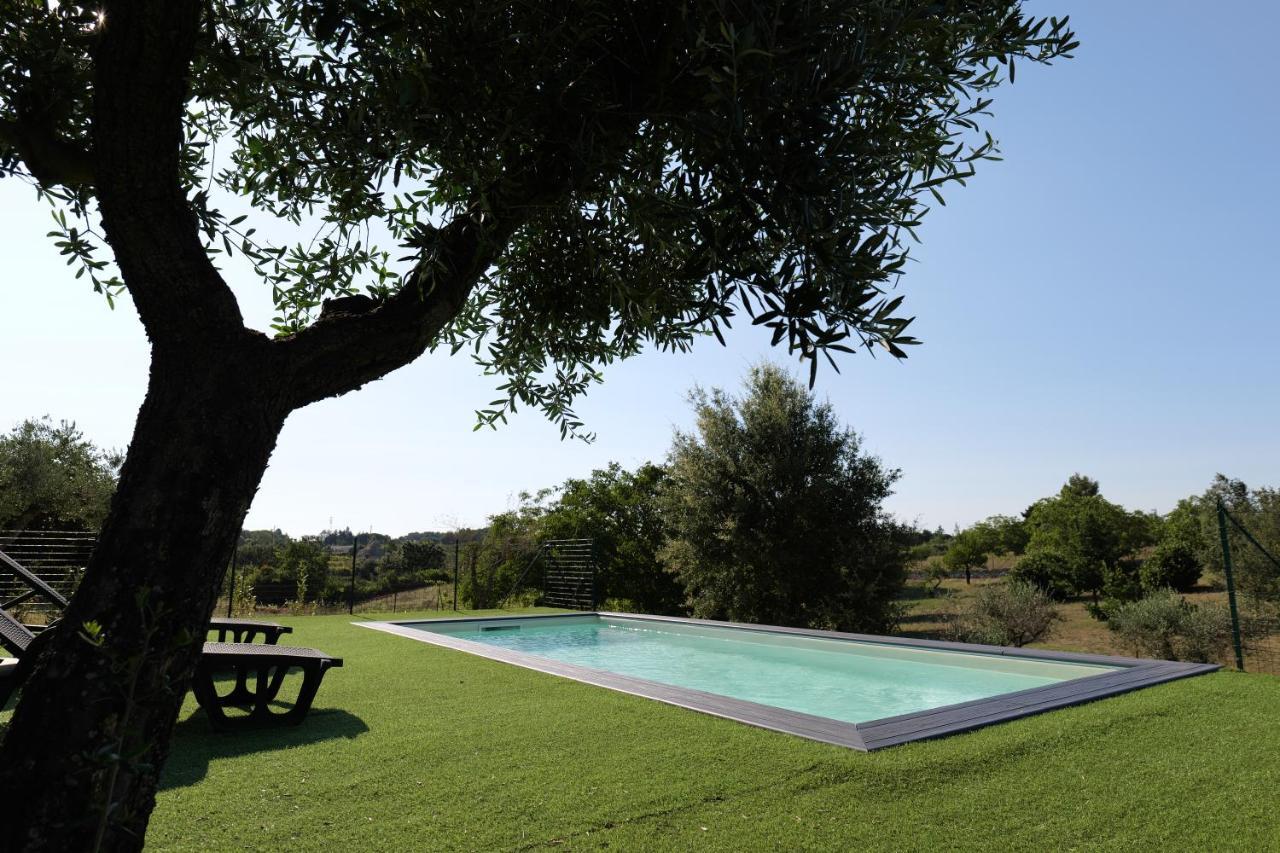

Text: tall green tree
xmin=537 ymin=463 xmax=682 ymax=614
xmin=942 ymin=523 xmax=998 ymax=584
xmin=0 ymin=417 xmax=120 ymax=531
xmin=661 ymin=364 xmax=907 ymax=632
xmin=1165 ymin=475 xmax=1280 ymax=601
xmin=0 ymin=1 xmax=1075 ymax=845
xmin=460 ymin=463 xmax=680 ymax=612
xmin=1015 ymin=475 xmax=1155 ymax=598
xmin=941 ymin=515 xmax=1027 ymax=583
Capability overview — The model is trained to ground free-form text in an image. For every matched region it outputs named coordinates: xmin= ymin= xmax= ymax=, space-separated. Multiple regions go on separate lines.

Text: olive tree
xmin=0 ymin=1 xmax=1075 ymax=847
xmin=661 ymin=363 xmax=908 ymax=631
xmin=0 ymin=417 xmax=120 ymax=531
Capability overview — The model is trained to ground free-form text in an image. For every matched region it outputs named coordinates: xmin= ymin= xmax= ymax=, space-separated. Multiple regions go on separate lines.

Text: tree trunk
xmin=0 ymin=336 xmax=287 ymax=852
xmin=0 ymin=3 xmax=548 ymax=846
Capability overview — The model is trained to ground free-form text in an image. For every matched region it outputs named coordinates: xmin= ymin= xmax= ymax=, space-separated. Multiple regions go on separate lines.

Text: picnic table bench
xmin=192 ymin=642 xmax=343 ymax=731
xmin=207 ymin=617 xmax=293 ymax=644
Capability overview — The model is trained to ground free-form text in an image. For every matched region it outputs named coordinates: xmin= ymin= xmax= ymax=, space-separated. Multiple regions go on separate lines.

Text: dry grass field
xmin=895 ymin=576 xmax=1280 ymax=673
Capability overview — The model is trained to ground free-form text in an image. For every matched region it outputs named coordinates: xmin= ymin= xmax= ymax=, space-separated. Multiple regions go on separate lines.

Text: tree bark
xmin=0 ymin=336 xmax=288 ymax=851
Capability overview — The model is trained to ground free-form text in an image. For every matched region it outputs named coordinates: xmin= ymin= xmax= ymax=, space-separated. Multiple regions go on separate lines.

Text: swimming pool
xmin=362 ymin=612 xmax=1217 ymax=749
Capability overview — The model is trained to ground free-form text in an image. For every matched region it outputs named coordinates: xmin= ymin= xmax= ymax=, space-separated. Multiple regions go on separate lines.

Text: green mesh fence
xmin=1217 ymin=501 xmax=1280 ymax=675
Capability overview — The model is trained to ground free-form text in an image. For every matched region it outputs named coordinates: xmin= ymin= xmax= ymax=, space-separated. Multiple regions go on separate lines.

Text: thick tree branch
xmin=0 ymin=116 xmax=94 ymax=187
xmin=276 ymin=200 xmax=528 ymax=410
xmin=272 ymin=27 xmax=675 ymax=410
xmin=93 ymin=0 xmax=247 ymax=346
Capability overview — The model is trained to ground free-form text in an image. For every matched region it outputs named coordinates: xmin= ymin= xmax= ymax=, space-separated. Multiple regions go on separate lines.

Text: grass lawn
xmin=114 ymin=609 xmax=1280 ymax=850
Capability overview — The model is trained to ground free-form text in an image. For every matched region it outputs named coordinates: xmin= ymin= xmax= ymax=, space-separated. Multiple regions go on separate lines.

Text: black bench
xmin=207 ymin=617 xmax=293 ymax=644
xmin=2 ymin=609 xmax=342 ymax=728
xmin=192 ymin=642 xmax=343 ymax=731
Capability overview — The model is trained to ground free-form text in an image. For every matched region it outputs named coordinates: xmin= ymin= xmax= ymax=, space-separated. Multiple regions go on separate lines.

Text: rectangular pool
xmin=362 ymin=612 xmax=1217 ymax=750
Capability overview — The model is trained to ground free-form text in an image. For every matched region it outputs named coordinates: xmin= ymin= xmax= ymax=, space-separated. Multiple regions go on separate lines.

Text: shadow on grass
xmin=160 ymin=707 xmax=369 ymax=791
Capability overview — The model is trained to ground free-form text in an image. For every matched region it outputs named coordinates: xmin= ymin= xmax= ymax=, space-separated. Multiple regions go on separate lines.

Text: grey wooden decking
xmin=357 ymin=612 xmax=1218 ymax=751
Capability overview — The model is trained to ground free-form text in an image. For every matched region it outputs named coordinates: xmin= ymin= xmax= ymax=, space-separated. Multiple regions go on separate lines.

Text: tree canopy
xmin=1166 ymin=475 xmax=1280 ymax=602
xmin=2 ymin=1 xmax=1076 ymax=433
xmin=661 ymin=363 xmax=907 ymax=631
xmin=1011 ymin=475 xmax=1158 ymax=600
xmin=941 ymin=514 xmax=1027 ymax=581
xmin=536 ymin=462 xmax=682 ymax=613
xmin=0 ymin=417 xmax=120 ymax=531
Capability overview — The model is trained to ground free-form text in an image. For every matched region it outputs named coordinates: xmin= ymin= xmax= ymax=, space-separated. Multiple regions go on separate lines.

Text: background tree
xmin=1139 ymin=539 xmax=1201 ymax=594
xmin=400 ymin=541 xmax=447 ymax=574
xmin=661 ymin=363 xmax=907 ymax=632
xmin=941 ymin=514 xmax=1027 ymax=583
xmin=0 ymin=417 xmax=120 ymax=531
xmin=377 ymin=539 xmax=449 ymax=591
xmin=0 ymin=1 xmax=1076 ymax=846
xmin=902 ymin=526 xmax=953 ymax=565
xmin=941 ymin=523 xmax=997 ymax=584
xmin=1162 ymin=475 xmax=1280 ymax=602
xmin=459 ymin=507 xmax=542 ymax=609
xmin=991 ymin=514 xmax=1031 ymax=556
xmin=235 ymin=528 xmax=291 ymax=562
xmin=536 ymin=463 xmax=682 ymax=614
xmin=247 ymin=537 xmax=328 ymax=605
xmin=1013 ymin=475 xmax=1155 ymax=599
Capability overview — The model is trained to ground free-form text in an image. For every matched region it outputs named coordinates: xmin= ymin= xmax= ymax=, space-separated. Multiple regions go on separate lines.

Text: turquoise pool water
xmin=405 ymin=615 xmax=1119 ymax=724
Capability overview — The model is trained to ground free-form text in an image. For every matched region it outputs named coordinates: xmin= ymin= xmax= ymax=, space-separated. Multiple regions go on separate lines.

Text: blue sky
xmin=2 ymin=1 xmax=1277 ymax=536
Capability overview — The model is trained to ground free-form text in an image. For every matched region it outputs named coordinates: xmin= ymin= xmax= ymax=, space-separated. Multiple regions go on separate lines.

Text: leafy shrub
xmin=1106 ymin=589 xmax=1187 ymax=660
xmin=248 ymin=539 xmax=329 ymax=605
xmin=505 ymin=588 xmax=542 ymax=608
xmin=1140 ymin=541 xmax=1202 ymax=593
xmin=230 ymin=573 xmax=257 ymax=617
xmin=600 ymin=597 xmax=639 ymax=613
xmin=1107 ymin=589 xmax=1253 ymax=663
xmin=923 ymin=560 xmax=948 ymax=597
xmin=1008 ymin=551 xmax=1075 ymax=600
xmin=947 ymin=582 xmax=1059 ymax=648
xmin=907 ymin=542 xmax=939 ymax=564
xmin=1101 ymin=558 xmax=1142 ymax=602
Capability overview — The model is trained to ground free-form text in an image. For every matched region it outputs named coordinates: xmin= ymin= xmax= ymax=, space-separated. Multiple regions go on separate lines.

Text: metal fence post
xmin=590 ymin=539 xmax=598 ymax=610
xmin=1216 ymin=500 xmax=1246 ymax=671
xmin=348 ymin=533 xmax=358 ymax=616
xmin=453 ymin=539 xmax=459 ymax=610
xmin=226 ymin=547 xmax=238 ymax=618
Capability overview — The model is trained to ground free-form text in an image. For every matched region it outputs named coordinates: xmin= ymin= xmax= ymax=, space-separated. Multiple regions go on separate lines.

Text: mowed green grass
xmin=121 ymin=610 xmax=1280 ymax=851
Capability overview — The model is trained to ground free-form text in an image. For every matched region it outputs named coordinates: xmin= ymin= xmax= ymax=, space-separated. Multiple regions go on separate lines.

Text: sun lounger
xmin=0 ymin=608 xmax=341 ymax=727
xmin=191 ymin=642 xmax=343 ymax=730
xmin=207 ymin=617 xmax=293 ymax=644
xmin=2 ymin=547 xmax=295 ymax=647
xmin=0 ymin=608 xmax=41 ymax=707
xmin=0 ymin=549 xmax=70 ymax=611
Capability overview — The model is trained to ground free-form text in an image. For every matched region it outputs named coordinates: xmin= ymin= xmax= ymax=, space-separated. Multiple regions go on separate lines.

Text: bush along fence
xmin=1217 ymin=500 xmax=1280 ymax=674
xmin=222 ymin=533 xmax=467 ymax=617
